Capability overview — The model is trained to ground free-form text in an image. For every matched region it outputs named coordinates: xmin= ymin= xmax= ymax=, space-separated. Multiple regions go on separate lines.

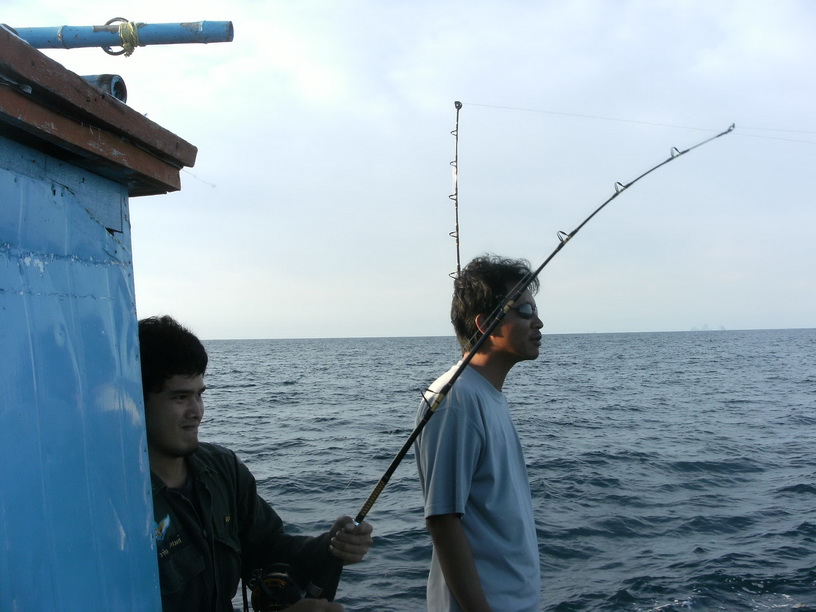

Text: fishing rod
xmin=352 ymin=122 xmax=736 ymax=525
xmin=250 ymin=122 xmax=735 ymax=610
xmin=449 ymin=101 xmax=463 ymax=278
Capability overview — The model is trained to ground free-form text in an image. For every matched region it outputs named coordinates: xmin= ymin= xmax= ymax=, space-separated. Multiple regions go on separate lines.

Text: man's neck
xmin=467 ymin=351 xmax=515 ymax=391
xmin=149 ymin=450 xmax=189 ymax=489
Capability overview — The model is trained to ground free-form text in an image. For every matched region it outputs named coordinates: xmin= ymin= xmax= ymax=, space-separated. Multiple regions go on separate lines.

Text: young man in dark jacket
xmin=139 ymin=315 xmax=373 ymax=612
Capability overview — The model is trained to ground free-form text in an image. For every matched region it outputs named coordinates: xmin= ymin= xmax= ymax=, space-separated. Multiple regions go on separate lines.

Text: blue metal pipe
xmin=12 ymin=20 xmax=234 ymax=50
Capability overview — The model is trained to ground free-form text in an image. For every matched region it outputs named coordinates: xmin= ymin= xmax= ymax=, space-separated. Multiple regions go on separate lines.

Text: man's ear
xmin=476 ymin=313 xmax=504 ymax=339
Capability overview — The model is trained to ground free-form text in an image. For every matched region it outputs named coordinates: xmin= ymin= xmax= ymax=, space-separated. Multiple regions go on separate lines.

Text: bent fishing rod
xmin=352 ymin=122 xmax=736 ymax=525
xmin=292 ymin=123 xmax=736 ymax=606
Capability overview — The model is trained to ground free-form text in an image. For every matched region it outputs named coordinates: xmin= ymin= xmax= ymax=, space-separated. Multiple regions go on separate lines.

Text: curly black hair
xmin=138 ymin=315 xmax=208 ymax=397
xmin=450 ymin=254 xmax=539 ymax=351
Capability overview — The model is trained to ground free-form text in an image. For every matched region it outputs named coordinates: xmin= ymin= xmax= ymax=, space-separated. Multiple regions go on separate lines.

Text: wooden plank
xmin=0 ymin=85 xmax=181 ymax=195
xmin=0 ymin=25 xmax=197 ymax=169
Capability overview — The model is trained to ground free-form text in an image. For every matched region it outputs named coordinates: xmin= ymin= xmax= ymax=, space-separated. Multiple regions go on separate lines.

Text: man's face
xmin=489 ymin=288 xmax=543 ymax=363
xmin=144 ymin=374 xmax=206 ymax=460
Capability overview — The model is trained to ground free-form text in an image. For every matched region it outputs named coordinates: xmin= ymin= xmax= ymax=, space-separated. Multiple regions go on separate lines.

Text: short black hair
xmin=138 ymin=316 xmax=208 ymax=397
xmin=451 ymin=254 xmax=539 ymax=351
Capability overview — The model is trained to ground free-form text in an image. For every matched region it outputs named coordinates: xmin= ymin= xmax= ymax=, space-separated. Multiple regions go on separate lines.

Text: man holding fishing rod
xmin=138 ymin=315 xmax=373 ymax=612
xmin=416 ymin=255 xmax=543 ymax=612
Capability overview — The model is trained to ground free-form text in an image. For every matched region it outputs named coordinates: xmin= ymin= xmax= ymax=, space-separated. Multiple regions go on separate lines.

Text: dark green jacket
xmin=151 ymin=443 xmax=339 ymax=612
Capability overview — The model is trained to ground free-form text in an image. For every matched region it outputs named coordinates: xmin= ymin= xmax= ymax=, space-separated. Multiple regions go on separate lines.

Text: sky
xmin=5 ymin=1 xmax=815 ymax=339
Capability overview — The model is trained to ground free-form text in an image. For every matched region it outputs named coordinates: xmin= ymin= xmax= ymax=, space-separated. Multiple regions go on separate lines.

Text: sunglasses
xmin=511 ymin=302 xmax=538 ymax=320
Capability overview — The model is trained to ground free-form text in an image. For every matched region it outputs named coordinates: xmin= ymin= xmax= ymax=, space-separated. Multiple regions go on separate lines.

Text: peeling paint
xmin=22 ymin=255 xmax=45 ymax=274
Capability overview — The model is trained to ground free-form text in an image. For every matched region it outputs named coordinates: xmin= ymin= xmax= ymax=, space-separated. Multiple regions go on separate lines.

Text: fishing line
xmin=728 ymin=133 xmax=816 ymax=146
xmin=464 ymin=102 xmax=717 ymax=132
xmin=468 ymin=102 xmax=814 ymax=144
xmin=181 ymin=168 xmax=217 ymax=188
xmin=335 ymin=424 xmax=410 ymax=497
xmin=350 ymin=122 xmax=736 ymax=526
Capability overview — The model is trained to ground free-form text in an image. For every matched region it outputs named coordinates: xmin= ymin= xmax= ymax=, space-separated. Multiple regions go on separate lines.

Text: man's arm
xmin=426 ymin=513 xmax=492 ymax=612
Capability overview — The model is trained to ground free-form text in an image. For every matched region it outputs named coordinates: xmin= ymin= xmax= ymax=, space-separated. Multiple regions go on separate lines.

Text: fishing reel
xmin=246 ymin=565 xmax=303 ymax=611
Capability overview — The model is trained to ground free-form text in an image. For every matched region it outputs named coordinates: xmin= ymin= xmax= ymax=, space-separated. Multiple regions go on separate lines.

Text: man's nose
xmin=187 ymin=396 xmax=204 ymax=419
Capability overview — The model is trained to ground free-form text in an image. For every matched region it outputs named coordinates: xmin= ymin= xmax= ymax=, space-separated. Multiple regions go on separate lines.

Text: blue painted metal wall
xmin=0 ymin=136 xmax=161 ymax=610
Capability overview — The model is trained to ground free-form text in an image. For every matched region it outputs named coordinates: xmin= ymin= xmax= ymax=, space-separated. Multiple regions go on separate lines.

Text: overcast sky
xmin=6 ymin=1 xmax=815 ymax=339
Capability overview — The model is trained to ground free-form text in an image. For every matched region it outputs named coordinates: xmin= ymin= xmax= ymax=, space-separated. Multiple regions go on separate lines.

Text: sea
xmin=199 ymin=328 xmax=816 ymax=612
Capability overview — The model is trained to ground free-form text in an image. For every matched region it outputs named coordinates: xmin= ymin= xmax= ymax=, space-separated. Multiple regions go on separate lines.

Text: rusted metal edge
xmin=0 ymin=25 xmax=197 ymax=170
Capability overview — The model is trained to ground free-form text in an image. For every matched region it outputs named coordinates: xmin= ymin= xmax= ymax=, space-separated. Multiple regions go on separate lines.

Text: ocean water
xmin=200 ymin=329 xmax=816 ymax=611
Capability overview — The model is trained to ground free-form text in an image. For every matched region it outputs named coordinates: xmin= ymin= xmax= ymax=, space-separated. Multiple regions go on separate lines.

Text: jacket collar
xmin=150 ymin=446 xmax=215 ymax=493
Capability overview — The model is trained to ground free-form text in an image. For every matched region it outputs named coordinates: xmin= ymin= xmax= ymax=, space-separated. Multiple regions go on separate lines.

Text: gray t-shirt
xmin=415 ymin=364 xmax=540 ymax=612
